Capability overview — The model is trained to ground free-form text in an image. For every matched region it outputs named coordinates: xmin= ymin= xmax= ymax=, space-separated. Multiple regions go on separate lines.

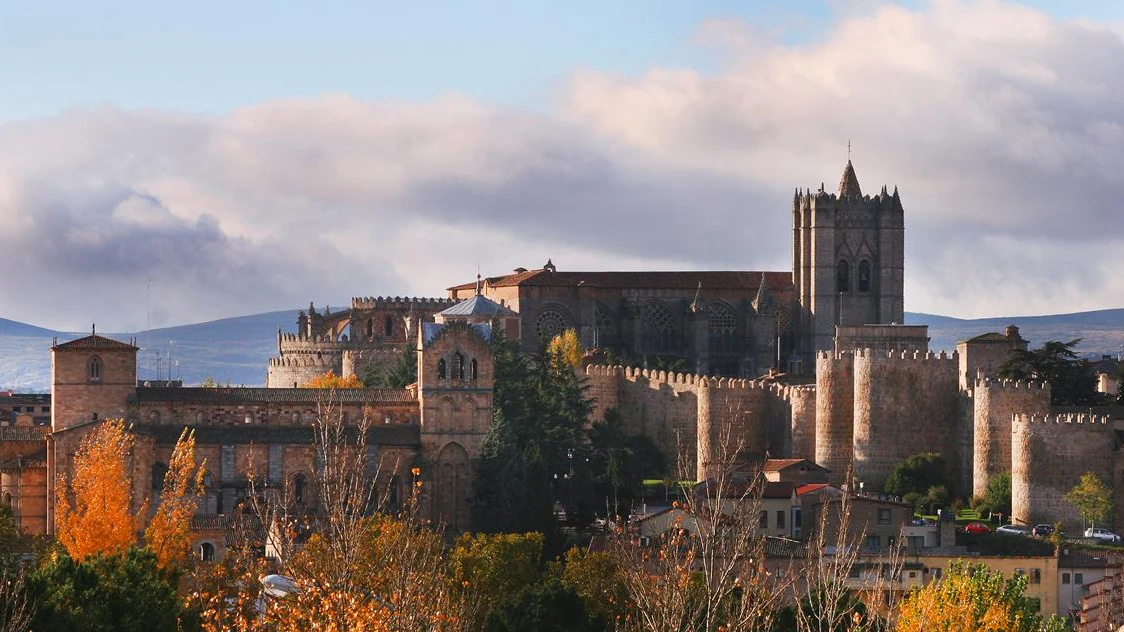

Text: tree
xmin=882 ymin=453 xmax=948 ymax=499
xmin=302 ymin=371 xmax=365 ymax=389
xmin=558 ymin=547 xmax=630 ymax=627
xmin=983 ymin=471 xmax=1012 ymax=518
xmin=27 ymin=547 xmax=189 ymax=632
xmin=896 ymin=561 xmax=1067 ymax=632
xmin=588 ymin=408 xmax=665 ymax=519
xmin=1066 ymin=472 xmax=1113 ymax=530
xmin=998 ymin=339 xmax=1101 ymax=406
xmin=484 ymin=578 xmax=605 ymax=632
xmin=450 ymin=532 xmax=544 ymax=630
xmin=145 ymin=428 xmax=205 ymax=570
xmin=55 ymin=418 xmax=144 ymax=560
xmin=547 ymin=329 xmax=583 ymax=369
xmin=473 ymin=331 xmax=592 ymax=537
xmin=361 ymin=346 xmax=417 ymax=389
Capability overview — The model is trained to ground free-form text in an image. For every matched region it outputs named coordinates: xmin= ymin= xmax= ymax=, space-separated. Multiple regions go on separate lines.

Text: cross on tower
xmin=847 ymin=139 xmax=852 ymax=160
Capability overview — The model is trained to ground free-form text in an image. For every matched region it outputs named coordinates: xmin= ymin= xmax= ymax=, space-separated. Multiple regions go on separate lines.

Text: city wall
xmin=972 ymin=378 xmax=1050 ymax=498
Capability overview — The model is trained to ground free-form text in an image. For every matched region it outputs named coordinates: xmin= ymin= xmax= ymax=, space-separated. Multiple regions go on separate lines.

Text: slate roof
xmin=450 ymin=270 xmax=793 ymax=292
xmin=0 ymin=449 xmax=47 ymax=470
xmin=838 ymin=160 xmax=862 ymax=198
xmin=438 ymin=294 xmax=517 ymax=318
xmin=52 ymin=334 xmax=138 ymax=351
xmin=132 ymin=423 xmax=421 ymax=446
xmin=421 ymin=322 xmax=492 ymax=347
xmin=132 ymin=387 xmax=416 ymax=405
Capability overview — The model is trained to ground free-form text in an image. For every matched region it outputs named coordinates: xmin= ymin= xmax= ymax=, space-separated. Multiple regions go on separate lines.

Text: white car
xmin=1084 ymin=527 xmax=1121 ymax=543
xmin=996 ymin=524 xmax=1031 ymax=536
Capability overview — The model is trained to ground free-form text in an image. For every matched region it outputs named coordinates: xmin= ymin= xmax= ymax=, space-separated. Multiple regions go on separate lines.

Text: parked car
xmin=963 ymin=521 xmax=991 ymax=534
xmin=1032 ymin=524 xmax=1055 ymax=537
xmin=996 ymin=524 xmax=1031 ymax=536
xmin=1084 ymin=527 xmax=1121 ymax=543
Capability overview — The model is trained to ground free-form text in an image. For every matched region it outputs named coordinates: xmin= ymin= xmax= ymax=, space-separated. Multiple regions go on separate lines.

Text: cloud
xmin=1 ymin=0 xmax=1123 ymax=329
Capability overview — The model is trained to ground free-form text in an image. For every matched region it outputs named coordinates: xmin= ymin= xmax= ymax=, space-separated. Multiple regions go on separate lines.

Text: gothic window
xmin=452 ymin=352 xmax=465 ymax=380
xmin=437 ymin=359 xmax=447 ymax=380
xmin=642 ymin=301 xmax=680 ymax=355
xmin=199 ymin=542 xmax=215 ymax=562
xmin=534 ymin=307 xmax=570 ymax=341
xmin=706 ymin=302 xmax=741 ymax=376
xmin=837 ymin=260 xmax=851 ymax=293
xmin=858 ymin=260 xmax=871 ymax=293
xmin=292 ymin=473 xmax=307 ymax=505
xmin=152 ymin=462 xmax=169 ymax=490
xmin=88 ymin=356 xmax=102 ymax=382
xmin=470 ymin=358 xmax=478 ymax=380
xmin=594 ymin=305 xmax=616 ymax=348
xmin=384 ymin=316 xmax=394 ymax=337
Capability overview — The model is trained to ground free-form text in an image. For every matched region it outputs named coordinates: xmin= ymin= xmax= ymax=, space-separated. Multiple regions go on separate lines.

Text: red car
xmin=963 ymin=521 xmax=991 ymax=534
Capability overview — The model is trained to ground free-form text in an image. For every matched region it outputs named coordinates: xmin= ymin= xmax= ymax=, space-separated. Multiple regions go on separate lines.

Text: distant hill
xmin=1 ymin=307 xmax=1121 ymax=392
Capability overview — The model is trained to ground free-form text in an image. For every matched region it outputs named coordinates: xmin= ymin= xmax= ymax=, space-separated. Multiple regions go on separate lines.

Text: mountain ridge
xmin=2 ymin=308 xmax=1122 ymax=392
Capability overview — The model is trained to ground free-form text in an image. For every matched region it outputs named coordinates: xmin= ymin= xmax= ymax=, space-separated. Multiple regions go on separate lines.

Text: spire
xmin=753 ymin=273 xmax=773 ymax=312
xmin=475 ymin=273 xmax=482 ymax=296
xmin=837 ymin=160 xmax=862 ymax=199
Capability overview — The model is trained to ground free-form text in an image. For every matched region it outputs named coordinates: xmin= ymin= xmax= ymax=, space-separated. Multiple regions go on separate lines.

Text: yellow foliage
xmin=896 ymin=561 xmax=1045 ymax=632
xmin=547 ymin=329 xmax=583 ymax=368
xmin=145 ymin=428 xmax=205 ymax=570
xmin=55 ymin=418 xmax=144 ymax=560
xmin=303 ymin=371 xmax=365 ymax=389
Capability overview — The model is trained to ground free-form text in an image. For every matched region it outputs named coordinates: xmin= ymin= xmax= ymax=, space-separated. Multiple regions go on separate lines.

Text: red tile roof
xmin=450 ymin=270 xmax=793 ymax=292
xmin=52 ymin=334 xmax=137 ymax=351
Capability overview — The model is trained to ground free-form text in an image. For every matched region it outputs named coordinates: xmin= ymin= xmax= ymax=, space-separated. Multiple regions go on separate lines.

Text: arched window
xmin=858 ymin=260 xmax=871 ymax=293
xmin=384 ymin=316 xmax=394 ymax=337
xmin=2 ymin=492 xmax=11 ymax=507
xmin=534 ymin=307 xmax=570 ymax=341
xmin=149 ymin=411 xmax=161 ymax=423
xmin=88 ymin=356 xmax=102 ymax=382
xmin=837 ymin=260 xmax=851 ymax=293
xmin=196 ymin=411 xmax=205 ymax=424
xmin=470 ymin=359 xmax=478 ymax=380
xmin=706 ymin=302 xmax=741 ymax=375
xmin=366 ymin=318 xmax=374 ymax=338
xmin=642 ymin=302 xmax=680 ymax=355
xmin=452 ymin=353 xmax=465 ymax=380
xmin=152 ymin=462 xmax=169 ymax=490
xmin=594 ymin=305 xmax=616 ymax=349
xmin=437 ymin=359 xmax=447 ymax=380
xmin=199 ymin=542 xmax=215 ymax=562
xmin=202 ymin=471 xmax=212 ymax=488
xmin=292 ymin=473 xmax=307 ymax=505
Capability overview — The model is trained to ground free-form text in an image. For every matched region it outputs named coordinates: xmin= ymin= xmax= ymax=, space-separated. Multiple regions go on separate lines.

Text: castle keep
xmin=2 ymin=160 xmax=1122 ymax=547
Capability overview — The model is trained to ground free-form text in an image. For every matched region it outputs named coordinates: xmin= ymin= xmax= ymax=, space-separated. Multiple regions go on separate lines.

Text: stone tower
xmin=792 ymin=161 xmax=905 ymax=365
xmin=50 ymin=332 xmax=138 ymax=432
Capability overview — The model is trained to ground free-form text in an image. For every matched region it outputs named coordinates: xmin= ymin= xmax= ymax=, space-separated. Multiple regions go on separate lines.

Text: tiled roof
xmin=52 ymin=334 xmax=137 ymax=351
xmin=132 ymin=423 xmax=421 ymax=446
xmin=961 ymin=332 xmax=1009 ymax=344
xmin=0 ymin=426 xmax=48 ymax=441
xmin=795 ymin=483 xmax=833 ymax=496
xmin=0 ymin=449 xmax=47 ymax=470
xmin=693 ymin=478 xmax=795 ymax=500
xmin=132 ymin=387 xmax=416 ymax=405
xmin=451 ymin=270 xmax=793 ymax=292
xmin=763 ymin=458 xmax=830 ymax=473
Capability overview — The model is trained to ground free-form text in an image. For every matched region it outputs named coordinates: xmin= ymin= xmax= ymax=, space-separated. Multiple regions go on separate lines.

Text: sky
xmin=1 ymin=0 xmax=1123 ymax=332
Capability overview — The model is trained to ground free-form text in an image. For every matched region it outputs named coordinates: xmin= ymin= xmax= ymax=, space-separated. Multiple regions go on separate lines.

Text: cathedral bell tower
xmin=792 ymin=161 xmax=905 ymax=364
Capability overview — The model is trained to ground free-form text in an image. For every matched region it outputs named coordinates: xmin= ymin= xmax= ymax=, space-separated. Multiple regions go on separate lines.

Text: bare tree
xmin=611 ymin=419 xmax=792 ymax=632
xmin=0 ymin=564 xmax=32 ymax=632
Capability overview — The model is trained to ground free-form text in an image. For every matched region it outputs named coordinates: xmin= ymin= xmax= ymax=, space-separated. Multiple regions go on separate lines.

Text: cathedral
xmin=5 ymin=160 xmax=1117 ymax=556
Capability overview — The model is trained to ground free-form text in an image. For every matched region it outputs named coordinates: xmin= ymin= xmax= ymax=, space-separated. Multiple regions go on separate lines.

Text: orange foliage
xmin=145 ymin=428 xmax=205 ymax=569
xmin=302 ymin=371 xmax=365 ymax=389
xmin=55 ymin=418 xmax=145 ymax=560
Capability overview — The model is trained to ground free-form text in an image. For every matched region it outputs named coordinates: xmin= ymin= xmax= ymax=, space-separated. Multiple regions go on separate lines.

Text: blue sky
xmin=1 ymin=1 xmax=1124 ymax=330
xmin=3 ymin=0 xmax=1116 ymax=122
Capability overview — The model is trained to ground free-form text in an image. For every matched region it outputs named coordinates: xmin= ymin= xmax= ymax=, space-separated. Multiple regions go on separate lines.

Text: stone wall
xmin=972 ymin=378 xmax=1050 ymax=497
xmin=852 ymin=349 xmax=961 ymax=493
xmin=1011 ymin=414 xmax=1119 ymax=531
xmin=815 ymin=352 xmax=854 ymax=485
xmin=787 ymin=385 xmax=817 ymax=460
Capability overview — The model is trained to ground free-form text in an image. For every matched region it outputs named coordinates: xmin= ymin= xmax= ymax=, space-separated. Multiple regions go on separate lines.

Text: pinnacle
xmin=837 ymin=160 xmax=862 ymax=199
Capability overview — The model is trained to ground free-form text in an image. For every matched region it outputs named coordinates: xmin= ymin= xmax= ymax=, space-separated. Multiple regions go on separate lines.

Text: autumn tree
xmin=1066 ymin=472 xmax=1114 ymax=530
xmin=547 ymin=329 xmax=583 ymax=369
xmin=558 ymin=547 xmax=630 ymax=628
xmin=302 ymin=371 xmax=365 ymax=389
xmin=144 ymin=428 xmax=205 ymax=570
xmin=450 ymin=532 xmax=544 ymax=630
xmin=55 ymin=418 xmax=144 ymax=560
xmin=896 ymin=561 xmax=1067 ymax=632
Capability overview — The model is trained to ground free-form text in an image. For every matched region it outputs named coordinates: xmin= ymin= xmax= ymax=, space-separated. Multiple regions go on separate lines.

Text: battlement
xmin=816 ymin=350 xmax=855 ymax=361
xmin=268 ymin=356 xmax=338 ymax=368
xmin=853 ymin=348 xmax=957 ymax=362
xmin=278 ymin=332 xmax=358 ymax=345
xmin=583 ymin=364 xmax=786 ymax=395
xmin=974 ymin=377 xmax=1048 ymax=392
xmin=351 ymin=296 xmax=456 ymax=310
xmin=1013 ymin=413 xmax=1112 ymax=426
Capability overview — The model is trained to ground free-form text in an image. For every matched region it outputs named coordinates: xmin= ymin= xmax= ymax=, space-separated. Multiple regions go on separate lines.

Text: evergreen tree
xmin=998 ymin=339 xmax=1101 ymax=405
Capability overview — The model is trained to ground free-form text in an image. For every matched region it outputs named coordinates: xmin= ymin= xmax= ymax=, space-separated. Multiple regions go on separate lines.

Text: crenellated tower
xmin=792 ymin=161 xmax=905 ymax=367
